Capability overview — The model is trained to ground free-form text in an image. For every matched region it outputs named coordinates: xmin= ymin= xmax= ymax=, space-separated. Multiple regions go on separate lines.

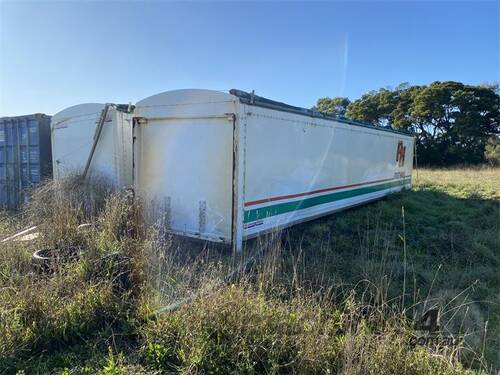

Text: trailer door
xmin=133 ymin=114 xmax=235 ymax=243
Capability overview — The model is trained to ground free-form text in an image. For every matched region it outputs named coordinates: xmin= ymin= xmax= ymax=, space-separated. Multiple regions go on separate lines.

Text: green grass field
xmin=0 ymin=168 xmax=498 ymax=374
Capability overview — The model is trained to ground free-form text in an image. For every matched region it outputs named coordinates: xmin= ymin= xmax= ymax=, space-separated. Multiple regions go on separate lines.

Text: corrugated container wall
xmin=0 ymin=114 xmax=52 ymax=209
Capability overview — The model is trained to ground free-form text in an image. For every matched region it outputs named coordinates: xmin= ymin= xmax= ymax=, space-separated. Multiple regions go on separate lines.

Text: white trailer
xmin=51 ymin=103 xmax=133 ymax=187
xmin=133 ymin=89 xmax=414 ymax=252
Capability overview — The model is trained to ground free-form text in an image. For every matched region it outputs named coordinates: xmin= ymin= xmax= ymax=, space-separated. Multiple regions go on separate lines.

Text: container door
xmin=133 ymin=114 xmax=235 ymax=243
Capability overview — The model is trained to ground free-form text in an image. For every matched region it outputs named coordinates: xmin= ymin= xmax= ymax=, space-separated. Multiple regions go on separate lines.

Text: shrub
xmin=485 ymin=137 xmax=500 ymax=166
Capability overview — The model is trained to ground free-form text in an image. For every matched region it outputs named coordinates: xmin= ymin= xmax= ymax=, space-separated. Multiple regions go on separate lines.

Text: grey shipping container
xmin=0 ymin=114 xmax=52 ymax=210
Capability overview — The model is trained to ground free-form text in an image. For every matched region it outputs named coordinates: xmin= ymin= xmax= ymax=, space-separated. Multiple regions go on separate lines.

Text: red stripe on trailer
xmin=244 ymin=177 xmax=399 ymax=207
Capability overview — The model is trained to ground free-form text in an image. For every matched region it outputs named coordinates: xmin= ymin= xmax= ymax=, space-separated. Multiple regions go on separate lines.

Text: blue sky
xmin=0 ymin=1 xmax=498 ymax=116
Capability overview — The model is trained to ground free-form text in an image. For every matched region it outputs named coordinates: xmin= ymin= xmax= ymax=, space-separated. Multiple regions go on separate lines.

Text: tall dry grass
xmin=0 ymin=168 xmax=496 ymax=373
xmin=0 ymin=176 xmax=149 ymax=371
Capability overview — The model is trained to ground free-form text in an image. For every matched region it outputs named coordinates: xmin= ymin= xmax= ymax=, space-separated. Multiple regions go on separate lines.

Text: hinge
xmin=225 ymin=113 xmax=236 ymax=122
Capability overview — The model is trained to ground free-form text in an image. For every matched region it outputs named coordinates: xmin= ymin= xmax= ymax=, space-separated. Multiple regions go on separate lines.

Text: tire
xmin=32 ymin=248 xmax=54 ymax=273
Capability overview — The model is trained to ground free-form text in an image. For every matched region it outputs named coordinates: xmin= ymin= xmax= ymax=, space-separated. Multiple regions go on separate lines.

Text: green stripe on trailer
xmin=244 ymin=178 xmax=411 ymax=223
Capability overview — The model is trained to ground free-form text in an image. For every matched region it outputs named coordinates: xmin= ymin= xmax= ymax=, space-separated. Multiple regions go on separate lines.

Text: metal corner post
xmin=83 ymin=104 xmax=111 ymax=179
xmin=232 ymin=109 xmax=246 ymax=253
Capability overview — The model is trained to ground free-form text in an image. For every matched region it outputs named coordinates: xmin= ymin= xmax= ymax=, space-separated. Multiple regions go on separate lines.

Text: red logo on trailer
xmin=396 ymin=141 xmax=406 ymax=167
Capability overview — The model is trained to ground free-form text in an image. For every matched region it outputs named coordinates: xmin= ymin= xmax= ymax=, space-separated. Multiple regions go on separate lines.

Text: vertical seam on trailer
xmin=231 ymin=113 xmax=237 ymax=245
xmin=233 ymin=104 xmax=248 ymax=252
xmin=242 ymin=105 xmax=248 ymax=207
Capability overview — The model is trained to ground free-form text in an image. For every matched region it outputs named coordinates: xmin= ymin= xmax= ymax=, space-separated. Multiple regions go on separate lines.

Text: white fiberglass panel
xmin=242 ymin=105 xmax=414 ymax=236
xmin=51 ymin=104 xmax=132 ymax=187
xmin=51 ymin=103 xmax=105 ymax=180
xmin=134 ymin=117 xmax=234 ymax=242
xmin=90 ymin=110 xmax=133 ymax=186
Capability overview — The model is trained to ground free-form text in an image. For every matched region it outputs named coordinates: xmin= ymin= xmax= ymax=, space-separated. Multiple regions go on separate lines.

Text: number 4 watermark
xmin=409 ymin=308 xmax=462 ymax=348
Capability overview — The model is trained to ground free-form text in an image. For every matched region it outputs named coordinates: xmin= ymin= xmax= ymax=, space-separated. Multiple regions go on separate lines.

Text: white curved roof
xmin=136 ymin=89 xmax=235 ymax=108
xmin=51 ymin=103 xmax=105 ymax=127
xmin=135 ymin=89 xmax=237 ymax=119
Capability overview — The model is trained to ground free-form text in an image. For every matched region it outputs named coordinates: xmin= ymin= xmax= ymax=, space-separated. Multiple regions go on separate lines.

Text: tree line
xmin=313 ymin=81 xmax=500 ymax=166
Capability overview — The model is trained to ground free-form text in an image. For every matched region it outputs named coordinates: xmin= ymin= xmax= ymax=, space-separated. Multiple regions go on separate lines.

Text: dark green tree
xmin=338 ymin=81 xmax=499 ymax=165
xmin=313 ymin=97 xmax=351 ymax=116
xmin=397 ymin=81 xmax=499 ymax=165
xmin=346 ymin=84 xmax=408 ymax=126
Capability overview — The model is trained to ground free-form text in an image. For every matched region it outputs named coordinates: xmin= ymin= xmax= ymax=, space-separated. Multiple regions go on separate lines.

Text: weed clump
xmin=0 ymin=177 xmax=148 ymax=371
